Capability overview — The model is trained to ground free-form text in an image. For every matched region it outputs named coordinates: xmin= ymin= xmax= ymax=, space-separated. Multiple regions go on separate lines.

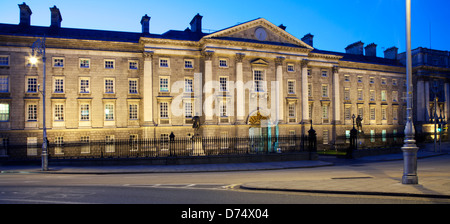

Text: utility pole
xmin=402 ymin=0 xmax=419 ymax=184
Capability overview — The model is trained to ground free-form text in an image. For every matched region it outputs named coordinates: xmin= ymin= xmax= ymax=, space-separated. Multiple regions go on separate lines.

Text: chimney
xmin=384 ymin=47 xmax=399 ymax=60
xmin=141 ymin=14 xmax=150 ymax=34
xmin=278 ymin=24 xmax=286 ymax=30
xmin=365 ymin=43 xmax=377 ymax=57
xmin=345 ymin=41 xmax=364 ymax=55
xmin=301 ymin=33 xmax=314 ymax=47
xmin=190 ymin=13 xmax=203 ymax=33
xmin=18 ymin=2 xmax=32 ymax=27
xmin=50 ymin=5 xmax=62 ymax=28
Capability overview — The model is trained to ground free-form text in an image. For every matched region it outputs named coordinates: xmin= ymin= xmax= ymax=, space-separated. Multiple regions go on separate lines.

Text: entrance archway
xmin=247 ymin=110 xmax=275 ymax=152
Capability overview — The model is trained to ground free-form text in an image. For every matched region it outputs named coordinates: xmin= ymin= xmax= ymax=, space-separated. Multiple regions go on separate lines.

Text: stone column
xmin=236 ymin=53 xmax=245 ymax=123
xmin=143 ymin=51 xmax=154 ymax=126
xmin=202 ymin=50 xmax=214 ymax=123
xmin=333 ymin=66 xmax=340 ymax=125
xmin=301 ymin=60 xmax=309 ymax=123
xmin=275 ymin=57 xmax=285 ymax=123
xmin=425 ymin=80 xmax=430 ymax=122
xmin=445 ymin=82 xmax=449 ymax=122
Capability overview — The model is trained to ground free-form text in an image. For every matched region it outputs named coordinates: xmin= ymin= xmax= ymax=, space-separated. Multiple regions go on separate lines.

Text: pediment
xmin=251 ymin=58 xmax=269 ymax=66
xmin=203 ymin=18 xmax=313 ymax=49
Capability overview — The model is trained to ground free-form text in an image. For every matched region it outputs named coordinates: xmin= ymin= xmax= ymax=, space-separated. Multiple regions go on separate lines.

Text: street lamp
xmin=402 ymin=0 xmax=419 ymax=184
xmin=30 ymin=36 xmax=48 ymax=171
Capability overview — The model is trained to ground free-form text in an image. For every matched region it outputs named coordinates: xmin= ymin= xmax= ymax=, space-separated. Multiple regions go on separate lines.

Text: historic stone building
xmin=1 ymin=3 xmax=445 ymax=150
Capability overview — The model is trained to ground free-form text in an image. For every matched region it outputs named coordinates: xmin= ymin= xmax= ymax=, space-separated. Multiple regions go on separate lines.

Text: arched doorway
xmin=247 ymin=110 xmax=274 ymax=152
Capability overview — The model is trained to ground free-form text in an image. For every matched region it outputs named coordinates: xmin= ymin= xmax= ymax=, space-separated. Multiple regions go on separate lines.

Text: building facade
xmin=2 ymin=3 xmax=445 ymax=151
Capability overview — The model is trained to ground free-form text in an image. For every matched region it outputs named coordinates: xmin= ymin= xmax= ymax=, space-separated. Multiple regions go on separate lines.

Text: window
xmin=185 ymin=102 xmax=193 ymax=119
xmin=54 ymin=137 xmax=64 ymax=154
xmin=53 ymin=57 xmax=64 ymax=67
xmin=392 ymin=79 xmax=398 ymax=86
xmin=382 ymin=107 xmax=387 ymax=120
xmin=357 ymin=106 xmax=364 ymax=118
xmin=80 ymin=104 xmax=90 ymax=121
xmin=287 ymin=64 xmax=295 ymax=72
xmin=80 ymin=58 xmax=90 ymax=68
xmin=219 ymin=59 xmax=228 ymax=67
xmin=159 ymin=77 xmax=169 ymax=92
xmin=392 ymin=91 xmax=398 ymax=102
xmin=160 ymin=102 xmax=168 ymax=119
xmin=370 ymin=130 xmax=375 ymax=142
xmin=80 ymin=78 xmax=90 ymax=93
xmin=369 ymin=90 xmax=375 ymax=101
xmin=129 ymin=79 xmax=138 ymax=94
xmin=381 ymin=78 xmax=387 ymax=85
xmin=54 ymin=104 xmax=64 ymax=121
xmin=344 ymin=88 xmax=350 ymax=100
xmin=184 ymin=59 xmax=193 ymax=69
xmin=288 ymin=80 xmax=295 ymax=94
xmin=308 ymin=83 xmax=312 ymax=97
xmin=104 ymin=78 xmax=114 ymax=93
xmin=323 ymin=130 xmax=329 ymax=145
xmin=185 ymin=78 xmax=193 ymax=93
xmin=344 ymin=75 xmax=350 ymax=82
xmin=160 ymin=134 xmax=169 ymax=150
xmin=129 ymin=134 xmax=139 ymax=151
xmin=27 ymin=77 xmax=38 ymax=93
xmin=0 ymin=55 xmax=9 ymax=66
xmin=129 ymin=104 xmax=138 ymax=120
xmin=307 ymin=69 xmax=311 ymax=76
xmin=105 ymin=135 xmax=115 ymax=153
xmin=381 ymin=90 xmax=387 ymax=101
xmin=322 ymin=105 xmax=328 ymax=119
xmin=105 ymin=104 xmax=114 ymax=121
xmin=105 ymin=59 xmax=115 ymax=69
xmin=219 ymin=77 xmax=228 ymax=92
xmin=219 ymin=101 xmax=227 ymax=117
xmin=344 ymin=106 xmax=351 ymax=120
xmin=382 ymin=130 xmax=387 ymax=142
xmin=370 ymin=107 xmax=376 ymax=120
xmin=288 ymin=103 xmax=295 ymax=119
xmin=159 ymin=58 xmax=169 ymax=68
xmin=357 ymin=89 xmax=363 ymax=101
xmin=369 ymin=77 xmax=375 ymax=84
xmin=0 ymin=76 xmax=9 ymax=93
xmin=129 ymin=60 xmax=138 ymax=70
xmin=321 ymin=85 xmax=328 ymax=97
xmin=308 ymin=103 xmax=313 ymax=120
xmin=357 ymin=76 xmax=363 ymax=83
xmin=0 ymin=103 xmax=9 ymax=121
xmin=393 ymin=107 xmax=398 ymax=120
xmin=253 ymin=70 xmax=264 ymax=92
xmin=321 ymin=70 xmax=328 ymax=77
xmin=27 ymin=104 xmax=37 ymax=121
xmin=80 ymin=136 xmax=90 ymax=154
xmin=54 ymin=77 xmax=64 ymax=93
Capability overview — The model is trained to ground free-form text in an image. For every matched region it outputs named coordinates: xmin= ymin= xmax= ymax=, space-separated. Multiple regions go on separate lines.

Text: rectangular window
xmin=220 ymin=101 xmax=227 ymax=117
xmin=357 ymin=106 xmax=364 ymax=118
xmin=392 ymin=79 xmax=397 ymax=86
xmin=159 ymin=77 xmax=169 ymax=92
xmin=160 ymin=102 xmax=168 ymax=119
xmin=288 ymin=103 xmax=295 ymax=119
xmin=357 ymin=89 xmax=363 ymax=100
xmin=27 ymin=77 xmax=38 ymax=93
xmin=54 ymin=104 xmax=64 ymax=121
xmin=185 ymin=78 xmax=193 ymax=93
xmin=184 ymin=59 xmax=193 ymax=69
xmin=54 ymin=136 xmax=64 ymax=155
xmin=254 ymin=70 xmax=264 ymax=92
xmin=322 ymin=85 xmax=328 ymax=97
xmin=219 ymin=59 xmax=228 ymax=67
xmin=159 ymin=58 xmax=169 ymax=68
xmin=345 ymin=106 xmax=351 ymax=120
xmin=344 ymin=75 xmax=350 ymax=82
xmin=27 ymin=104 xmax=37 ymax=121
xmin=321 ymin=70 xmax=328 ymax=77
xmin=357 ymin=76 xmax=363 ymax=83
xmin=322 ymin=105 xmax=328 ymax=119
xmin=129 ymin=134 xmax=139 ymax=151
xmin=54 ymin=77 xmax=64 ymax=93
xmin=370 ymin=107 xmax=376 ymax=120
xmin=80 ymin=78 xmax=90 ymax=93
xmin=323 ymin=130 xmax=329 ymax=144
xmin=308 ymin=103 xmax=313 ymax=120
xmin=287 ymin=64 xmax=294 ymax=72
xmin=0 ymin=103 xmax=9 ymax=121
xmin=105 ymin=60 xmax=115 ymax=69
xmin=53 ymin=57 xmax=64 ymax=67
xmin=0 ymin=56 xmax=9 ymax=66
xmin=344 ymin=88 xmax=350 ymax=100
xmin=393 ymin=107 xmax=398 ymax=120
xmin=288 ymin=80 xmax=295 ymax=94
xmin=381 ymin=90 xmax=387 ymax=102
xmin=105 ymin=104 xmax=114 ymax=121
xmin=80 ymin=136 xmax=90 ymax=154
xmin=308 ymin=83 xmax=312 ymax=97
xmin=129 ymin=60 xmax=138 ymax=70
xmin=129 ymin=104 xmax=138 ymax=120
xmin=160 ymin=134 xmax=169 ymax=150
xmin=80 ymin=104 xmax=90 ymax=121
xmin=80 ymin=58 xmax=90 ymax=68
xmin=0 ymin=76 xmax=9 ymax=93
xmin=382 ymin=107 xmax=387 ymax=120
xmin=185 ymin=102 xmax=193 ymax=119
xmin=219 ymin=77 xmax=228 ymax=92
xmin=381 ymin=78 xmax=387 ymax=85
xmin=392 ymin=91 xmax=398 ymax=102
xmin=105 ymin=135 xmax=115 ymax=153
xmin=369 ymin=90 xmax=375 ymax=101
xmin=104 ymin=78 xmax=114 ymax=93
xmin=369 ymin=77 xmax=375 ymax=84
xmin=371 ymin=130 xmax=375 ymax=142
xmin=129 ymin=79 xmax=138 ymax=94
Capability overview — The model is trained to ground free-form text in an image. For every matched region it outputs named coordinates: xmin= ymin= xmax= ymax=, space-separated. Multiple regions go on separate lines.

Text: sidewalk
xmin=1 ymin=142 xmax=449 ymax=199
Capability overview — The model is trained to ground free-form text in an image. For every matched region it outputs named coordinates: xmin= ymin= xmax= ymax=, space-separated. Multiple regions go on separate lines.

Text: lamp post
xmin=30 ymin=36 xmax=48 ymax=171
xmin=402 ymin=0 xmax=418 ymax=184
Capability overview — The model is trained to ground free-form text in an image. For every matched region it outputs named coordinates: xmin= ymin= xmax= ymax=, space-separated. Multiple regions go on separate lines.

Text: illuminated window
xmin=159 ymin=77 xmax=169 ymax=92
xmin=54 ymin=104 xmax=64 ymax=121
xmin=253 ymin=70 xmax=264 ymax=92
xmin=104 ymin=78 xmax=114 ymax=93
xmin=53 ymin=57 xmax=64 ymax=67
xmin=54 ymin=77 xmax=64 ymax=93
xmin=129 ymin=79 xmax=138 ymax=94
xmin=185 ymin=102 xmax=192 ymax=119
xmin=27 ymin=104 xmax=37 ymax=121
xmin=184 ymin=78 xmax=193 ymax=93
xmin=27 ymin=77 xmax=38 ymax=93
xmin=160 ymin=102 xmax=168 ymax=119
xmin=80 ymin=104 xmax=90 ymax=121
xmin=80 ymin=78 xmax=90 ymax=93
xmin=321 ymin=85 xmax=328 ymax=97
xmin=105 ymin=104 xmax=114 ymax=121
xmin=0 ymin=56 xmax=9 ymax=66
xmin=0 ymin=103 xmax=9 ymax=121
xmin=288 ymin=80 xmax=295 ymax=94
xmin=129 ymin=104 xmax=138 ymax=120
xmin=80 ymin=58 xmax=90 ymax=68
xmin=0 ymin=76 xmax=9 ymax=93
xmin=219 ymin=77 xmax=228 ymax=92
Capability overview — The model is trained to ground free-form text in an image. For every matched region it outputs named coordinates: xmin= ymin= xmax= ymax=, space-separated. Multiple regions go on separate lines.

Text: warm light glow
xmin=29 ymin=56 xmax=38 ymax=65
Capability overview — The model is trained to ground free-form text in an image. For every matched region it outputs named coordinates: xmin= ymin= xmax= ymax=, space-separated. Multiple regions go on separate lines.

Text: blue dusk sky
xmin=1 ymin=0 xmax=449 ymax=56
